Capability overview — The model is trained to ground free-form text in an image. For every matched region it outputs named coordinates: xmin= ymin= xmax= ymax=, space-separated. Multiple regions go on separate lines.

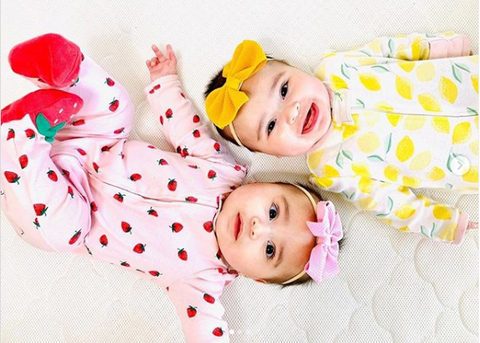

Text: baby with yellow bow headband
xmin=205 ymin=35 xmax=479 ymax=245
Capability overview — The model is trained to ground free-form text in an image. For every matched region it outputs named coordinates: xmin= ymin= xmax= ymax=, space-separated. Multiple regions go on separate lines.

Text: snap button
xmin=451 ymin=155 xmax=470 ymax=175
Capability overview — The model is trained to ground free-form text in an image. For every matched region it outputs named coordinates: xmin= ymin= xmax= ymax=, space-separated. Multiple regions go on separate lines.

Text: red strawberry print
xmin=76 ymin=148 xmax=87 ymax=156
xmin=19 ymin=155 xmax=28 ymax=169
xmin=167 ymin=179 xmax=177 ymax=191
xmin=212 ymin=327 xmax=224 ymax=337
xmin=188 ymin=164 xmax=198 ymax=169
xmin=149 ymin=271 xmax=161 ymax=277
xmin=214 ymin=142 xmax=221 ymax=152
xmin=72 ymin=119 xmax=85 ymax=126
xmin=120 ymin=261 xmax=130 ymax=267
xmin=147 ymin=145 xmax=155 ymax=149
xmin=203 ymin=221 xmax=213 ymax=233
xmin=7 ymin=129 xmax=15 ymax=140
xmin=187 ymin=306 xmax=197 ymax=318
xmin=99 ymin=234 xmax=108 ymax=247
xmin=185 ymin=196 xmax=197 ymax=203
xmin=193 ymin=114 xmax=200 ymax=123
xmin=203 ymin=293 xmax=215 ymax=304
xmin=67 ymin=186 xmax=74 ymax=198
xmin=47 ymin=169 xmax=58 ymax=182
xmin=90 ymin=201 xmax=98 ymax=212
xmin=4 ymin=171 xmax=20 ymax=184
xmin=154 ymin=84 xmax=161 ymax=90
xmin=230 ymin=185 xmax=238 ymax=191
xmin=178 ymin=248 xmax=188 ymax=261
xmin=149 ymin=88 xmax=155 ymax=94
xmin=165 ymin=108 xmax=173 ymax=119
xmin=216 ymin=249 xmax=222 ymax=260
xmin=119 ymin=152 xmax=125 ymax=159
xmin=147 ymin=207 xmax=158 ymax=217
xmin=121 ymin=221 xmax=132 ymax=233
xmin=192 ymin=129 xmax=200 ymax=138
xmin=129 ymin=173 xmax=142 ymax=181
xmin=114 ymin=192 xmax=125 ymax=202
xmin=62 ymin=169 xmax=70 ymax=177
xmin=208 ymin=170 xmax=217 ymax=180
xmin=157 ymin=158 xmax=168 ymax=166
xmin=101 ymin=145 xmax=112 ymax=152
xmin=25 ymin=129 xmax=35 ymax=139
xmin=234 ymin=165 xmax=242 ymax=171
xmin=105 ymin=77 xmax=115 ymax=86
xmin=33 ymin=218 xmax=40 ymax=229
xmin=93 ymin=162 xmax=99 ymax=173
xmin=160 ymin=116 xmax=164 ymax=125
xmin=170 ymin=222 xmax=184 ymax=233
xmin=69 ymin=230 xmax=82 ymax=245
xmin=133 ymin=243 xmax=146 ymax=254
xmin=113 ymin=127 xmax=124 ymax=134
xmin=181 ymin=147 xmax=189 ymax=158
xmin=109 ymin=98 xmax=119 ymax=112
xmin=180 ymin=92 xmax=185 ymax=98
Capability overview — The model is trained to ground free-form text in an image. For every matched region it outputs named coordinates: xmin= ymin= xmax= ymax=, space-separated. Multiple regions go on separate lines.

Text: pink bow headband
xmin=282 ymin=186 xmax=343 ymax=284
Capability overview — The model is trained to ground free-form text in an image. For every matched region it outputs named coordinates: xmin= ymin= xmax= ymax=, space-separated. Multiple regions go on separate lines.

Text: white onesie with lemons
xmin=309 ymin=32 xmax=478 ymax=244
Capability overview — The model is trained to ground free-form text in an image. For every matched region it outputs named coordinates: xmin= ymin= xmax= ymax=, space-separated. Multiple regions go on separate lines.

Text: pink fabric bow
xmin=304 ymin=201 xmax=343 ymax=283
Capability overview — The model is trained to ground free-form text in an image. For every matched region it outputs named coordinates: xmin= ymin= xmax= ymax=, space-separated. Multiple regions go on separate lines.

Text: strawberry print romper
xmin=1 ymin=34 xmax=246 ymax=342
xmin=309 ymin=32 xmax=478 ymax=244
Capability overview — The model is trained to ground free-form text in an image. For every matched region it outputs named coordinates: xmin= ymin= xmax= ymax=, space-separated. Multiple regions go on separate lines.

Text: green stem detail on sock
xmin=35 ymin=113 xmax=66 ymax=143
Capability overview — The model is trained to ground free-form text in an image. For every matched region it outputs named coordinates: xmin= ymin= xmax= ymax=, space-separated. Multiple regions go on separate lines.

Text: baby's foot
xmin=8 ymin=33 xmax=83 ymax=88
xmin=1 ymin=89 xmax=83 ymax=142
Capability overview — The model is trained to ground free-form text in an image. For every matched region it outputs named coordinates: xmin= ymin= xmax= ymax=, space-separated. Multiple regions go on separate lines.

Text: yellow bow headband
xmin=205 ymin=40 xmax=267 ymax=130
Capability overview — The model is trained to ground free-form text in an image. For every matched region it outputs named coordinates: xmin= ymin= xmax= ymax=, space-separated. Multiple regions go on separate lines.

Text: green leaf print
xmin=384 ymin=133 xmax=393 ymax=155
xmin=359 ymin=50 xmax=372 ymax=57
xmin=342 ymin=150 xmax=353 ymax=161
xmin=388 ymin=39 xmax=394 ymax=58
xmin=430 ymin=223 xmax=437 ymax=237
xmin=355 ymin=98 xmax=365 ymax=108
xmin=367 ymin=155 xmax=385 ymax=162
xmin=420 ymin=225 xmax=429 ymax=237
xmin=467 ymin=107 xmax=478 ymax=115
xmin=335 ymin=153 xmax=344 ymax=169
xmin=452 ymin=65 xmax=462 ymax=83
xmin=387 ymin=196 xmax=394 ymax=212
xmin=454 ymin=63 xmax=471 ymax=73
xmin=371 ymin=65 xmax=390 ymax=73
xmin=445 ymin=183 xmax=453 ymax=189
xmin=349 ymin=192 xmax=356 ymax=200
xmin=341 ymin=64 xmax=351 ymax=80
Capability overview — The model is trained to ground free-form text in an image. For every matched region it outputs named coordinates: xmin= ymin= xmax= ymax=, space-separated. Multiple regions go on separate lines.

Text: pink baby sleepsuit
xmin=1 ymin=49 xmax=246 ymax=342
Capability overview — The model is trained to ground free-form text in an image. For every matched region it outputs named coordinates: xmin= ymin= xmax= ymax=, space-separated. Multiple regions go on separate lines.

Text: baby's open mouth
xmin=234 ymin=213 xmax=242 ymax=240
xmin=302 ymin=103 xmax=319 ymax=134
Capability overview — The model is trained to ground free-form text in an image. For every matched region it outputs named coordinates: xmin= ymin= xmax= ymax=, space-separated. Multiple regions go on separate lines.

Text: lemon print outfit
xmin=309 ymin=32 xmax=478 ymax=245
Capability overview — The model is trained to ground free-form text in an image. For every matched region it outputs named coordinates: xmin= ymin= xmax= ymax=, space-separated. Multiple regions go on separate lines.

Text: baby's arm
xmin=311 ymin=175 xmax=469 ymax=244
xmin=351 ymin=32 xmax=471 ymax=60
xmin=144 ymin=45 xmax=240 ymax=167
xmin=167 ymin=274 xmax=231 ymax=343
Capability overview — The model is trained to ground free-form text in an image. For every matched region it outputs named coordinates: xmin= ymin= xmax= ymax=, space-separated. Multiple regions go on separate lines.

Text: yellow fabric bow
xmin=205 ymin=40 xmax=267 ymax=129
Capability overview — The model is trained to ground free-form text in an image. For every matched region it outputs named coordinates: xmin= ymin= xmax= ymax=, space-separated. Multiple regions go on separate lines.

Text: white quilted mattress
xmin=1 ymin=1 xmax=478 ymax=342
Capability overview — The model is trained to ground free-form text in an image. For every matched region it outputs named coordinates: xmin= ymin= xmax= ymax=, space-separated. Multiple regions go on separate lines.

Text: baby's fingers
xmin=152 ymin=44 xmax=166 ymax=61
xmin=166 ymin=44 xmax=177 ymax=63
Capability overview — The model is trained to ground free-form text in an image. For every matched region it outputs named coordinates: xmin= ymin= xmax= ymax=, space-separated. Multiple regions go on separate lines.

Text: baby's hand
xmin=467 ymin=221 xmax=478 ymax=230
xmin=146 ymin=44 xmax=177 ymax=81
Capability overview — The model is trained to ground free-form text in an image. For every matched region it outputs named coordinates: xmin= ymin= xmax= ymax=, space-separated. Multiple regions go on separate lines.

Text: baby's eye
xmin=280 ymin=82 xmax=289 ymax=99
xmin=267 ymin=120 xmax=276 ymax=135
xmin=266 ymin=240 xmax=276 ymax=259
xmin=269 ymin=203 xmax=278 ymax=220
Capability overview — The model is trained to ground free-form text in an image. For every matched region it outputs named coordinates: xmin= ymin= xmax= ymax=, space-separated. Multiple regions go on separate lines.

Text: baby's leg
xmin=1 ymin=90 xmax=92 ymax=253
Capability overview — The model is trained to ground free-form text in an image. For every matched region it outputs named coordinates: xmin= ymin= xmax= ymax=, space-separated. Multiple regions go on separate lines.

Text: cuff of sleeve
xmin=144 ymin=74 xmax=179 ymax=95
xmin=453 ymin=212 xmax=469 ymax=245
xmin=428 ymin=39 xmax=448 ymax=59
xmin=429 ymin=35 xmax=471 ymax=59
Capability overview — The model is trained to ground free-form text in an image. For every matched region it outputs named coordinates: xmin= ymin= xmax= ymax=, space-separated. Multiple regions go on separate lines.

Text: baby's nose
xmin=285 ymin=102 xmax=300 ymax=125
xmin=250 ymin=217 xmax=266 ymax=238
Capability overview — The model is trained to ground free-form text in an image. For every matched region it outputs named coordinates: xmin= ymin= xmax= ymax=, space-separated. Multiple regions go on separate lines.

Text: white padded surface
xmin=1 ymin=1 xmax=478 ymax=342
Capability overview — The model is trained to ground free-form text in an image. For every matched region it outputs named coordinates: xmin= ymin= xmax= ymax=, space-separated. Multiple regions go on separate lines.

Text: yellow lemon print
xmin=471 ymin=75 xmax=478 ymax=94
xmin=358 ymin=176 xmax=374 ymax=194
xmin=409 ymin=151 xmax=432 ymax=171
xmin=359 ymin=73 xmax=382 ymax=91
xmin=416 ymin=62 xmax=436 ymax=82
xmin=384 ymin=165 xmax=400 ymax=182
xmin=398 ymin=61 xmax=415 ymax=72
xmin=322 ymin=51 xmax=337 ymax=59
xmin=314 ymin=176 xmax=333 ymax=188
xmin=358 ymin=197 xmax=378 ymax=210
xmin=308 ymin=150 xmax=324 ymax=170
xmin=433 ymin=204 xmax=452 ymax=220
xmin=404 ymin=116 xmax=426 ymax=131
xmin=351 ymin=162 xmax=371 ymax=177
xmin=367 ymin=39 xmax=382 ymax=53
xmin=439 ymin=77 xmax=458 ymax=104
xmin=396 ymin=136 xmax=415 ymax=162
xmin=397 ymin=186 xmax=410 ymax=195
xmin=364 ymin=111 xmax=381 ymax=127
xmin=426 ymin=167 xmax=445 ymax=181
xmin=396 ymin=44 xmax=408 ymax=60
xmin=399 ymin=226 xmax=410 ymax=232
xmin=394 ymin=203 xmax=416 ymax=220
xmin=452 ymin=122 xmax=471 ymax=145
xmin=396 ymin=75 xmax=413 ymax=100
xmin=467 ymin=55 xmax=478 ymax=63
xmin=411 ymin=37 xmax=423 ymax=60
xmin=375 ymin=102 xmax=394 ymax=112
xmin=386 ymin=113 xmax=402 ymax=127
xmin=431 ymin=117 xmax=450 ymax=134
xmin=330 ymin=74 xmax=348 ymax=91
xmin=418 ymin=93 xmax=441 ymax=112
xmin=323 ymin=164 xmax=340 ymax=178
xmin=358 ymin=57 xmax=377 ymax=65
xmin=462 ymin=166 xmax=478 ymax=183
xmin=314 ymin=62 xmax=327 ymax=80
xmin=342 ymin=113 xmax=360 ymax=140
xmin=357 ymin=132 xmax=380 ymax=153
xmin=402 ymin=176 xmax=421 ymax=188
xmin=470 ymin=140 xmax=478 ymax=155
xmin=417 ymin=195 xmax=432 ymax=207
xmin=438 ymin=223 xmax=457 ymax=242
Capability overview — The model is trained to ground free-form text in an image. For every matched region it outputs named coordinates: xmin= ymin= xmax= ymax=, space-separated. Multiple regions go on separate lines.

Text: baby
xmin=0 ymin=34 xmax=343 ymax=343
xmin=205 ymin=33 xmax=478 ymax=245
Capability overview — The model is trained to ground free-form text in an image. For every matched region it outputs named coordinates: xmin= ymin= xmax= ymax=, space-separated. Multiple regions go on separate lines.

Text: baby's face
xmin=215 ymin=183 xmax=316 ymax=283
xmin=225 ymin=61 xmax=332 ymax=156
